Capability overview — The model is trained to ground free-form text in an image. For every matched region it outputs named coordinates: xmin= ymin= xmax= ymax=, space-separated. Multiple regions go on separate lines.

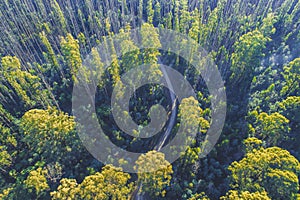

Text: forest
xmin=0 ymin=0 xmax=300 ymax=199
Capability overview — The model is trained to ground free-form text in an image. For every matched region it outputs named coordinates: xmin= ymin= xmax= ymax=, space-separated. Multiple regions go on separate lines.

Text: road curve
xmin=132 ymin=59 xmax=177 ymax=200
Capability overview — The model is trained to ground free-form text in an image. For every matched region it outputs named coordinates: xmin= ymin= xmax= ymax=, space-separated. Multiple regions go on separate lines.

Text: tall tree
xmin=140 ymin=23 xmax=162 ymax=82
xmin=24 ymin=167 xmax=49 ymax=199
xmin=39 ymin=31 xmax=59 ymax=68
xmin=60 ymin=34 xmax=82 ymax=82
xmin=146 ymin=0 xmax=154 ymax=24
xmin=220 ymin=190 xmax=271 ymax=200
xmin=153 ymin=1 xmax=161 ymax=25
xmin=230 ymin=30 xmax=270 ymax=98
xmin=134 ymin=151 xmax=173 ymax=198
xmin=228 ymin=145 xmax=300 ymax=200
xmin=51 ymin=165 xmax=133 ymax=199
xmin=20 ymin=107 xmax=81 ymax=164
xmin=281 ymin=58 xmax=300 ymax=97
xmin=248 ymin=111 xmax=290 ymax=146
xmin=1 ymin=56 xmax=50 ymax=112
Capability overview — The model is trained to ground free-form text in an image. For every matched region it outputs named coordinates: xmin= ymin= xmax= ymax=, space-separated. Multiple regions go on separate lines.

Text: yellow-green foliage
xmin=24 ymin=168 xmax=49 ymax=195
xmin=0 ymin=122 xmax=17 ymax=148
xmin=109 ymin=54 xmax=121 ymax=86
xmin=230 ymin=30 xmax=269 ymax=84
xmin=0 ymin=187 xmax=13 ymax=199
xmin=179 ymin=96 xmax=209 ymax=134
xmin=179 ymin=97 xmax=202 ymax=129
xmin=103 ymin=37 xmax=121 ymax=86
xmin=51 ymin=165 xmax=133 ymax=200
xmin=60 ymin=34 xmax=82 ymax=81
xmin=220 ymin=190 xmax=271 ymax=200
xmin=119 ymin=27 xmax=141 ymax=73
xmin=79 ymin=165 xmax=133 ymax=200
xmin=178 ymin=146 xmax=201 ymax=179
xmin=146 ymin=0 xmax=154 ymax=24
xmin=51 ymin=178 xmax=79 ymax=199
xmin=1 ymin=56 xmax=49 ymax=108
xmin=278 ymin=96 xmax=300 ymax=123
xmin=188 ymin=192 xmax=210 ymax=200
xmin=50 ymin=0 xmax=67 ymax=32
xmin=243 ymin=137 xmax=263 ymax=153
xmin=279 ymin=96 xmax=300 ymax=110
xmin=140 ymin=23 xmax=162 ymax=82
xmin=0 ymin=104 xmax=14 ymax=124
xmin=39 ymin=31 xmax=59 ymax=68
xmin=20 ymin=107 xmax=77 ymax=161
xmin=0 ymin=146 xmax=12 ymax=169
xmin=172 ymin=96 xmax=209 ymax=161
xmin=260 ymin=13 xmax=277 ymax=36
xmin=248 ymin=111 xmax=290 ymax=146
xmin=1 ymin=56 xmax=21 ymax=71
xmin=0 ymin=106 xmax=16 ymax=170
xmin=90 ymin=48 xmax=105 ymax=87
xmin=134 ymin=150 xmax=173 ymax=197
xmin=229 ymin=146 xmax=300 ymax=199
xmin=281 ymin=58 xmax=300 ymax=96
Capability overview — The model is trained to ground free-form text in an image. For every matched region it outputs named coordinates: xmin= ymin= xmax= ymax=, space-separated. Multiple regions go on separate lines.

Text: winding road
xmin=132 ymin=59 xmax=178 ymax=200
xmin=154 ymin=64 xmax=177 ymax=151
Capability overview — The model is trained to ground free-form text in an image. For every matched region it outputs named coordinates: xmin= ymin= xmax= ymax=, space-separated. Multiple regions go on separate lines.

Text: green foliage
xmin=153 ymin=2 xmax=161 ymax=25
xmin=179 ymin=97 xmax=202 ymax=131
xmin=108 ymin=54 xmax=121 ymax=86
xmin=177 ymin=146 xmax=200 ymax=180
xmin=230 ymin=30 xmax=270 ymax=91
xmin=260 ymin=13 xmax=277 ymax=37
xmin=50 ymin=0 xmax=67 ymax=33
xmin=0 ymin=0 xmax=300 ymax=199
xmin=104 ymin=37 xmax=121 ymax=86
xmin=1 ymin=56 xmax=21 ymax=71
